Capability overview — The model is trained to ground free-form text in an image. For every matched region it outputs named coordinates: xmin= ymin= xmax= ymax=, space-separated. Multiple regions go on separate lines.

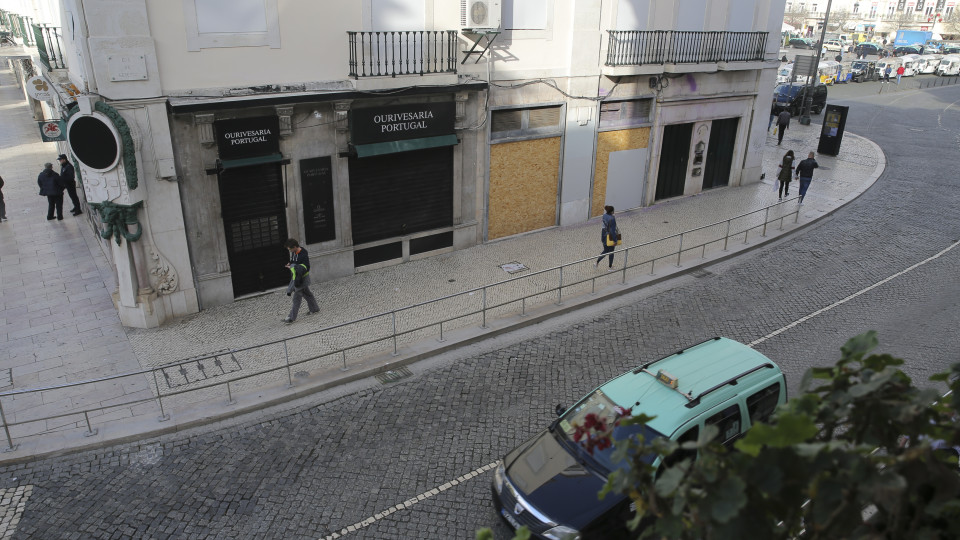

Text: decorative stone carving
xmin=334 ymin=101 xmax=350 ymax=132
xmin=455 ymin=92 xmax=469 ymax=129
xmin=195 ymin=113 xmax=215 ymax=146
xmin=277 ymin=106 xmax=293 ymax=137
xmin=64 ymin=100 xmax=140 ymax=190
xmin=89 ymin=200 xmax=144 ymax=245
xmin=148 ymin=246 xmax=179 ymax=294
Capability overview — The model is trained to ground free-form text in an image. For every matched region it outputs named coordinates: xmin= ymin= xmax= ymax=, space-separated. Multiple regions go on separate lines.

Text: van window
xmin=746 ymin=382 xmax=781 ymax=424
xmin=706 ymin=404 xmax=742 ymax=445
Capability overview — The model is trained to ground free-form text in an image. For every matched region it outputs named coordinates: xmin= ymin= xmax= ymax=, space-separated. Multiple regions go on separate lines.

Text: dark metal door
xmin=348 ymin=146 xmax=453 ymax=246
xmin=702 ymin=117 xmax=739 ymax=190
xmin=218 ymin=163 xmax=288 ymax=296
xmin=655 ymin=123 xmax=693 ymax=200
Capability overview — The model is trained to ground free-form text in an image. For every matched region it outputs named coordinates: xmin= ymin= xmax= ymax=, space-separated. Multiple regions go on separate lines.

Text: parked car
xmin=789 ymin=38 xmax=815 ymax=49
xmin=856 ymin=42 xmax=881 ymax=56
xmin=937 ymin=55 xmax=960 ymax=76
xmin=877 ymin=57 xmax=903 ymax=78
xmin=894 ymin=45 xmax=923 ymax=56
xmin=491 ymin=337 xmax=787 ymax=540
xmin=899 ymin=54 xmax=920 ymax=76
xmin=850 ymin=60 xmax=879 ymax=82
xmin=942 ymin=44 xmax=960 ymax=55
xmin=916 ymin=54 xmax=942 ymax=74
xmin=773 ymin=83 xmax=827 ymax=115
xmin=822 ymin=39 xmax=843 ymax=52
xmin=818 ymin=60 xmax=843 ymax=85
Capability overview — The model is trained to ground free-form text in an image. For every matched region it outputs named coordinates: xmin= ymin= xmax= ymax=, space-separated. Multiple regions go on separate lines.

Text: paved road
xmin=2 ymin=83 xmax=959 ymax=539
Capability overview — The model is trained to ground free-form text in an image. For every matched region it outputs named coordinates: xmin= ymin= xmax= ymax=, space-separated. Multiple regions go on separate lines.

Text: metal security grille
xmin=218 ymin=163 xmax=289 ymax=296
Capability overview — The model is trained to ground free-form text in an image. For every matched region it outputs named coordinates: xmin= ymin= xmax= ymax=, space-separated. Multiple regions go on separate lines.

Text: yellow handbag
xmin=606 ymin=231 xmax=622 ymax=247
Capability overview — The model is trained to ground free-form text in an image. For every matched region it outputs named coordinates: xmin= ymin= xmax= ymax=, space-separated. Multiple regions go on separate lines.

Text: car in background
xmin=894 ymin=45 xmax=923 ymax=56
xmin=789 ymin=38 xmax=815 ymax=49
xmin=942 ymin=44 xmax=960 ymax=55
xmin=937 ymin=55 xmax=960 ymax=76
xmin=774 ymin=83 xmax=827 ymax=115
xmin=856 ymin=42 xmax=881 ymax=56
xmin=491 ymin=337 xmax=787 ymax=540
xmin=850 ymin=60 xmax=879 ymax=82
xmin=822 ymin=39 xmax=843 ymax=52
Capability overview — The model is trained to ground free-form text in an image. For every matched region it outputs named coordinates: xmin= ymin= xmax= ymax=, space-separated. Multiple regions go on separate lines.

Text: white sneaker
xmin=607 ymin=267 xmax=617 ymax=272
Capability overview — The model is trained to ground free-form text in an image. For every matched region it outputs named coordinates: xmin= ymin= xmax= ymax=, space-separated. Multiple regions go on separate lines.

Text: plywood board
xmin=592 ymin=128 xmax=650 ymax=217
xmin=488 ymin=137 xmax=561 ymax=240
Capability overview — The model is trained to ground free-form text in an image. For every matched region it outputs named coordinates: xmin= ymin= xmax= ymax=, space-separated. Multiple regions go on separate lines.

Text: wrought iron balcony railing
xmin=606 ymin=30 xmax=768 ymax=67
xmin=348 ymin=30 xmax=458 ymax=78
xmin=32 ymin=24 xmax=66 ymax=70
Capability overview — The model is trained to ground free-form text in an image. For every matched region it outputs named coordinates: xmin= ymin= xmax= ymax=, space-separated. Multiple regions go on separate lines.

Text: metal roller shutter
xmin=348 ymin=146 xmax=453 ymax=246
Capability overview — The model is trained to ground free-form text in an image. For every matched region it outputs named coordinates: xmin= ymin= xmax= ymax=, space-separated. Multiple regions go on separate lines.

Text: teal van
xmin=492 ymin=337 xmax=787 ymax=539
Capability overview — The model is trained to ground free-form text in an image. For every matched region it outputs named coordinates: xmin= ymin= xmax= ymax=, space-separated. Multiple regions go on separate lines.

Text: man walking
xmin=896 ymin=64 xmax=905 ymax=84
xmin=776 ymin=108 xmax=791 ymax=145
xmin=58 ymin=154 xmax=82 ymax=215
xmin=283 ymin=238 xmax=320 ymax=323
xmin=37 ymin=163 xmax=65 ymax=220
xmin=795 ymin=151 xmax=819 ymax=204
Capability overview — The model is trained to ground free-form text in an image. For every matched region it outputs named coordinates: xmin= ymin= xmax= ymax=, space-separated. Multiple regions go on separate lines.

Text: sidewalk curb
xmin=0 ymin=131 xmax=885 ymax=464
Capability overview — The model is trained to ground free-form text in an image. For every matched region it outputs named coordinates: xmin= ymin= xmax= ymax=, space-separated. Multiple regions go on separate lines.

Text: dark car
xmin=856 ymin=42 xmax=880 ymax=56
xmin=850 ymin=60 xmax=879 ymax=82
xmin=773 ymin=83 xmax=827 ymax=115
xmin=789 ymin=38 xmax=814 ymax=49
xmin=894 ymin=45 xmax=923 ymax=56
xmin=943 ymin=45 xmax=960 ymax=55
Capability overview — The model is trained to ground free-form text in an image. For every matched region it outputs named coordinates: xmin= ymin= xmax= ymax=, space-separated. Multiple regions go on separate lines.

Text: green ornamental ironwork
xmin=90 ymin=200 xmax=143 ymax=245
xmin=64 ymin=100 xmax=139 ymax=191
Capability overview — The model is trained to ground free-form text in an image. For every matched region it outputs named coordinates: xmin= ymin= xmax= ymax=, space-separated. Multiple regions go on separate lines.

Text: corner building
xmin=5 ymin=0 xmax=784 ymax=327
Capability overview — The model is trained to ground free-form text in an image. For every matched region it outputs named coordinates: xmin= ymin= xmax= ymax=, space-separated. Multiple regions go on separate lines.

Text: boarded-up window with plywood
xmin=488 ymin=137 xmax=561 ymax=239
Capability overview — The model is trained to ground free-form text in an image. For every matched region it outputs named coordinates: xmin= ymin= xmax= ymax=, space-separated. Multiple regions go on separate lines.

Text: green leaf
xmin=514 ymin=526 xmax=532 ymax=540
xmin=736 ymin=412 xmax=819 ymax=456
xmin=840 ymin=331 xmax=878 ymax=362
xmin=475 ymin=528 xmax=493 ymax=540
xmin=654 ymin=462 xmax=687 ymax=497
xmin=704 ymin=477 xmax=747 ymax=523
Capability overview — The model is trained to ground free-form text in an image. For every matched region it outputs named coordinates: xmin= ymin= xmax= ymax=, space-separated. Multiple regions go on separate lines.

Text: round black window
xmin=69 ymin=116 xmax=119 ymax=170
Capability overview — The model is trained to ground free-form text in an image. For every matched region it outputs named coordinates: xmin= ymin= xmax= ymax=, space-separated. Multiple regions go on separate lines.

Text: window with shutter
xmin=599 ymin=99 xmax=653 ymax=129
xmin=491 ymin=106 xmax=563 ymax=141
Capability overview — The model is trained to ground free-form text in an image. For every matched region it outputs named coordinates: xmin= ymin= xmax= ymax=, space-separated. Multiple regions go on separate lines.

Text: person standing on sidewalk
xmin=283 ymin=238 xmax=320 ymax=323
xmin=884 ymin=65 xmax=892 ymax=82
xmin=795 ymin=152 xmax=819 ymax=204
xmin=37 ymin=163 xmax=65 ymax=220
xmin=776 ymin=109 xmax=791 ymax=145
xmin=777 ymin=150 xmax=795 ymax=200
xmin=595 ymin=205 xmax=619 ymax=271
xmin=896 ymin=64 xmax=905 ymax=84
xmin=0 ymin=175 xmax=7 ymax=222
xmin=58 ymin=154 xmax=82 ymax=216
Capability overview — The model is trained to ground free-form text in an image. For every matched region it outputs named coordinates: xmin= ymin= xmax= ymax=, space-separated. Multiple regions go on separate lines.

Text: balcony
xmin=606 ymin=30 xmax=768 ymax=69
xmin=32 ymin=24 xmax=66 ymax=70
xmin=347 ymin=30 xmax=458 ymax=79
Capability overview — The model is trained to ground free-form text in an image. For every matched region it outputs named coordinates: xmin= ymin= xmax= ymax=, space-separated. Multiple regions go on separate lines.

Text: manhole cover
xmin=500 ymin=262 xmax=528 ymax=274
xmin=376 ymin=367 xmax=413 ymax=384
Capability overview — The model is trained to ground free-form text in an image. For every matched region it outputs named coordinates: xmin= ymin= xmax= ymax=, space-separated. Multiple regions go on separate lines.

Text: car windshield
xmin=775 ymin=85 xmax=802 ymax=98
xmin=851 ymin=61 xmax=869 ymax=69
xmin=557 ymin=389 xmax=665 ymax=471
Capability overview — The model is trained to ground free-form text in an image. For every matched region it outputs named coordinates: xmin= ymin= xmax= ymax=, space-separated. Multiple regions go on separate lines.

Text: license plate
xmin=500 ymin=508 xmax=521 ymax=530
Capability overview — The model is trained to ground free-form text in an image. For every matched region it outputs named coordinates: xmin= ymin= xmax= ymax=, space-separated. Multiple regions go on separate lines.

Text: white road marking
xmin=750 ymin=239 xmax=960 ymax=347
xmin=320 ymin=461 xmax=499 ymax=539
xmin=322 ymin=239 xmax=960 ymax=539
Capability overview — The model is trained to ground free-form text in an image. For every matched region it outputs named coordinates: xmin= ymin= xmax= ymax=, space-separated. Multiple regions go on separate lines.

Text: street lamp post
xmin=801 ymin=0 xmax=833 ymax=125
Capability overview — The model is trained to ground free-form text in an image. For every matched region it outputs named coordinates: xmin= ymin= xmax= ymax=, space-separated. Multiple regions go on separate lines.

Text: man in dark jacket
xmin=776 ymin=109 xmax=791 ymax=145
xmin=37 ymin=163 xmax=65 ymax=220
xmin=283 ymin=238 xmax=320 ymax=323
xmin=794 ymin=151 xmax=819 ymax=204
xmin=58 ymin=154 xmax=82 ymax=215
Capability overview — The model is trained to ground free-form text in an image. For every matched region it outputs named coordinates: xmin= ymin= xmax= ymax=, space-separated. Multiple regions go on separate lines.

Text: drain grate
xmin=376 ymin=367 xmax=413 ymax=384
xmin=691 ymin=269 xmax=713 ymax=279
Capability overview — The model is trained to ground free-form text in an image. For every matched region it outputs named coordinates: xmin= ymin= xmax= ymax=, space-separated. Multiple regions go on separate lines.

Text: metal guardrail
xmin=0 ymin=198 xmax=801 ymax=452
xmin=31 ymin=24 xmax=66 ymax=70
xmin=606 ymin=30 xmax=768 ymax=67
xmin=347 ymin=30 xmax=458 ymax=78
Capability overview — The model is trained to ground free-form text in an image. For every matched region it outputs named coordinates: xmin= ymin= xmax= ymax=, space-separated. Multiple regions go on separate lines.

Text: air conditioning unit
xmin=461 ymin=0 xmax=501 ymax=29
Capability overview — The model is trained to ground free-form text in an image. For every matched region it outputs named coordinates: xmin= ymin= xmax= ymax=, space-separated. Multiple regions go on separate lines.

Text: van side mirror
xmin=555 ymin=404 xmax=566 ymax=417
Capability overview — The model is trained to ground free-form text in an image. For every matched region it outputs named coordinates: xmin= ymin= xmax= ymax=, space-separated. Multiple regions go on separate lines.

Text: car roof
xmin=598 ymin=337 xmax=781 ymax=436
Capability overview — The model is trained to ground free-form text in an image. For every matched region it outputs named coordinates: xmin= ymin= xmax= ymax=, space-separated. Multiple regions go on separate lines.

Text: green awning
xmin=220 ymin=153 xmax=284 ymax=169
xmin=355 ymin=135 xmax=459 ymax=158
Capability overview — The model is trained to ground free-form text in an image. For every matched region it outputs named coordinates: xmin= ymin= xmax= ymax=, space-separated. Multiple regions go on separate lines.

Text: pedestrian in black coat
xmin=37 ymin=163 xmax=65 ymax=220
xmin=58 ymin=154 xmax=82 ymax=215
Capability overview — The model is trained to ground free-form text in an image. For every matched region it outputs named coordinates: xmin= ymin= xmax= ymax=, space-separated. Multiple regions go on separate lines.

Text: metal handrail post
xmin=723 ymin=220 xmax=731 ymax=251
xmin=743 ymin=229 xmax=750 ymax=244
xmin=557 ymin=266 xmax=564 ymax=305
xmin=391 ymin=311 xmax=399 ymax=356
xmin=283 ymin=341 xmax=294 ymax=388
xmin=152 ymin=370 xmax=169 ymax=421
xmin=438 ymin=320 xmax=445 ymax=342
xmin=762 ymin=207 xmax=770 ymax=237
xmin=226 ymin=380 xmax=235 ymax=405
xmin=621 ymin=248 xmax=628 ymax=283
xmin=341 ymin=351 xmax=348 ymax=371
xmin=481 ymin=287 xmax=487 ymax=328
xmin=0 ymin=399 xmax=16 ymax=451
xmin=83 ymin=411 xmax=97 ymax=437
xmin=676 ymin=235 xmax=684 ymax=267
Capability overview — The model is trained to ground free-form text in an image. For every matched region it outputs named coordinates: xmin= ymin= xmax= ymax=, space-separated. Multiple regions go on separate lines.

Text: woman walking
xmin=777 ymin=150 xmax=795 ymax=201
xmin=595 ymin=205 xmax=619 ymax=271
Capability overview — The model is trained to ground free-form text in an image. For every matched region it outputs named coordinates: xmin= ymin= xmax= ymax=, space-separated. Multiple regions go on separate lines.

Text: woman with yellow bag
xmin=595 ymin=205 xmax=621 ymax=271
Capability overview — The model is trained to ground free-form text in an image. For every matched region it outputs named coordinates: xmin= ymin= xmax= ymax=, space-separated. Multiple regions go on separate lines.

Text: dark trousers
xmin=778 ymin=179 xmax=791 ymax=198
xmin=65 ymin=184 xmax=81 ymax=212
xmin=596 ymin=244 xmax=615 ymax=267
xmin=777 ymin=124 xmax=787 ymax=144
xmin=46 ymin=194 xmax=64 ymax=219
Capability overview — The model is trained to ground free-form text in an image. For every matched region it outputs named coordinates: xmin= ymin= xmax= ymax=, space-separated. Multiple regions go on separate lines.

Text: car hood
xmin=503 ymin=429 xmax=621 ymax=530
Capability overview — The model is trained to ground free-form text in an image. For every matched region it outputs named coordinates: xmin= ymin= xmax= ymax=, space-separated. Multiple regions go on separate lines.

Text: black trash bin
xmin=817 ymin=104 xmax=849 ymax=156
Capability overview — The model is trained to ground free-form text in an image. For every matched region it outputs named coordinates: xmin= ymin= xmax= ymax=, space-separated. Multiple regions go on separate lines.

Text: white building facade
xmin=1 ymin=0 xmax=786 ymax=327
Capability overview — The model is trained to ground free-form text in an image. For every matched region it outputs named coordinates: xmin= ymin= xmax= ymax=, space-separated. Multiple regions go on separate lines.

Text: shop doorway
xmin=702 ymin=117 xmax=739 ymax=190
xmin=655 ymin=123 xmax=693 ymax=200
xmin=348 ymin=146 xmax=453 ymax=266
xmin=217 ymin=163 xmax=288 ymax=296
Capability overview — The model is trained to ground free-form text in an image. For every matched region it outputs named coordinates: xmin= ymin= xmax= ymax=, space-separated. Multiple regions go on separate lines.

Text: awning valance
xmin=219 ymin=152 xmax=285 ymax=170
xmin=354 ymin=134 xmax=459 ymax=158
